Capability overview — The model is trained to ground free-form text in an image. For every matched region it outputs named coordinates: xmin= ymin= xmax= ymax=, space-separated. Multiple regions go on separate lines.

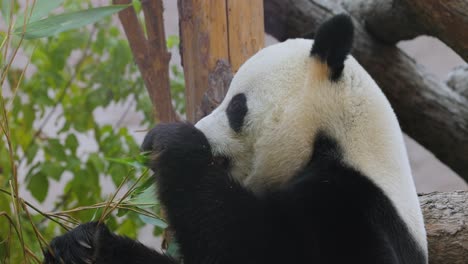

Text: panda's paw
xmin=43 ymin=222 xmax=110 ymax=264
xmin=141 ymin=122 xmax=213 ymax=172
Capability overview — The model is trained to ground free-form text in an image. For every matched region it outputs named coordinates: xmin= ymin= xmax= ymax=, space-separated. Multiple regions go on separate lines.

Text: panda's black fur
xmin=44 ymin=15 xmax=427 ymax=264
xmin=310 ymin=14 xmax=354 ymax=81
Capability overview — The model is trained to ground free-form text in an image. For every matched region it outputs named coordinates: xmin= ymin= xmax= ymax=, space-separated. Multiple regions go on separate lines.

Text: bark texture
xmin=342 ymin=0 xmax=468 ymax=61
xmin=178 ymin=0 xmax=230 ymax=122
xmin=264 ymin=0 xmax=468 ymax=183
xmin=420 ymin=191 xmax=468 ymax=264
xmin=199 ymin=60 xmax=233 ymax=119
xmin=114 ymin=0 xmax=178 ymax=122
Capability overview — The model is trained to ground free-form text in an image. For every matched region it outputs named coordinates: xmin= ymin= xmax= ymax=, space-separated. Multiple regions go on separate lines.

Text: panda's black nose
xmin=140 ymin=122 xmax=212 ymax=156
xmin=140 ymin=122 xmax=213 ymax=170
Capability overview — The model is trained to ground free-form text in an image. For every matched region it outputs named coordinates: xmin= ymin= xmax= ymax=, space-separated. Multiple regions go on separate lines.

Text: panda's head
xmin=196 ymin=14 xmax=415 ymax=197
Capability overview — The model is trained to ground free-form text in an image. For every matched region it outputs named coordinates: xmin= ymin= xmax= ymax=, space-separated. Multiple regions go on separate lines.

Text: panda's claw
xmin=43 ymin=222 xmax=100 ymax=264
xmin=78 ymin=239 xmax=92 ymax=249
xmin=83 ymin=258 xmax=93 ymax=264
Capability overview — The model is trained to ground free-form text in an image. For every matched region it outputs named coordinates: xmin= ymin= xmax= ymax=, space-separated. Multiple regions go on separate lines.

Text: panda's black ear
xmin=310 ymin=14 xmax=354 ymax=81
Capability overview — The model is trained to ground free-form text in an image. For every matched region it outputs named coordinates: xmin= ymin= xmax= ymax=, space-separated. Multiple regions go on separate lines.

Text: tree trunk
xmin=342 ymin=0 xmax=468 ymax=61
xmin=178 ymin=0 xmax=264 ymax=122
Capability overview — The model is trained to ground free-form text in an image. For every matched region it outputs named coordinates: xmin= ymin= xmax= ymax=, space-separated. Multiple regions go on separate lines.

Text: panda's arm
xmin=93 ymin=224 xmax=176 ymax=264
xmin=144 ymin=123 xmax=273 ymax=264
xmin=157 ymin=167 xmax=272 ymax=264
xmin=43 ymin=222 xmax=176 ymax=264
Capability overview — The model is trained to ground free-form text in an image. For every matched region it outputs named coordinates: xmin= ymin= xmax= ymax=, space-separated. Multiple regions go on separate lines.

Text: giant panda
xmin=44 ymin=14 xmax=428 ymax=264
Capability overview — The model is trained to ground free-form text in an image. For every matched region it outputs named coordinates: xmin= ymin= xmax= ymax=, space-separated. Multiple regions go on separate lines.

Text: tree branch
xmin=342 ymin=0 xmax=468 ymax=61
xmin=114 ymin=0 xmax=178 ymax=122
xmin=264 ymin=0 xmax=468 ymax=183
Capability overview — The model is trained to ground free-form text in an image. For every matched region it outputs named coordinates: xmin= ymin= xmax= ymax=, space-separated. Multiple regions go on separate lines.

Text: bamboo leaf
xmin=0 ymin=0 xmax=12 ymax=23
xmin=15 ymin=0 xmax=63 ymax=28
xmin=127 ymin=185 xmax=157 ymax=208
xmin=139 ymin=214 xmax=167 ymax=229
xmin=14 ymin=5 xmax=130 ymax=39
xmin=106 ymin=153 xmax=148 ymax=169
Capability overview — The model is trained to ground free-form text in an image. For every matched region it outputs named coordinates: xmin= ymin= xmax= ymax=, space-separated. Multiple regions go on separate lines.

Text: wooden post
xmin=178 ymin=0 xmax=265 ymax=122
xmin=226 ymin=0 xmax=265 ymax=72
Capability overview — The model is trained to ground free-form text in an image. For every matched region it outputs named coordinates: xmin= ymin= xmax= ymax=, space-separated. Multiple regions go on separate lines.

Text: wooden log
xmin=178 ymin=0 xmax=264 ymax=122
xmin=420 ymin=191 xmax=468 ymax=264
xmin=263 ymin=0 xmax=468 ymax=183
xmin=114 ymin=0 xmax=178 ymax=122
xmin=342 ymin=0 xmax=468 ymax=61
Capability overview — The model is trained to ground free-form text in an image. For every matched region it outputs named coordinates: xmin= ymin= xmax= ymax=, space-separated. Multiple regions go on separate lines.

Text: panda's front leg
xmin=142 ymin=123 xmax=272 ymax=264
xmin=43 ymin=221 xmax=176 ymax=264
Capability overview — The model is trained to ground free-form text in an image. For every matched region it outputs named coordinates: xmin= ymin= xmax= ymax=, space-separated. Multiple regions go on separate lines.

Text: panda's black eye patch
xmin=226 ymin=93 xmax=248 ymax=133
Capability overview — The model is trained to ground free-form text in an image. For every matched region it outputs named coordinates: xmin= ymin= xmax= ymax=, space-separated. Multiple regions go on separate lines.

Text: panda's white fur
xmin=195 ymin=38 xmax=427 ymax=255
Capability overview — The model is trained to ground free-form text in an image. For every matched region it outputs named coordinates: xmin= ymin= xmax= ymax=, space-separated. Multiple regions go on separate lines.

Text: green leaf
xmin=15 ymin=5 xmax=130 ymax=39
xmin=25 ymin=143 xmax=39 ymax=163
xmin=132 ymin=0 xmax=142 ymax=13
xmin=0 ymin=0 xmax=12 ymax=23
xmin=91 ymin=207 xmax=103 ymax=221
xmin=22 ymin=104 xmax=35 ymax=130
xmin=166 ymin=35 xmax=179 ymax=49
xmin=0 ymin=32 xmax=5 ymax=51
xmin=72 ymin=110 xmax=94 ymax=132
xmin=65 ymin=133 xmax=79 ymax=154
xmin=106 ymin=154 xmax=147 ymax=169
xmin=117 ymin=218 xmax=139 ymax=239
xmin=166 ymin=241 xmax=181 ymax=260
xmin=108 ymin=164 xmax=127 ymax=186
xmin=116 ymin=208 xmax=129 ymax=217
xmin=30 ymin=0 xmax=63 ymax=22
xmin=41 ymin=161 xmax=65 ymax=180
xmin=88 ymin=153 xmax=105 ymax=172
xmin=15 ymin=0 xmax=63 ymax=28
xmin=27 ymin=172 xmax=49 ymax=202
xmin=45 ymin=139 xmax=67 ymax=160
xmin=138 ymin=214 xmax=167 ymax=229
xmin=67 ymin=156 xmax=82 ymax=174
xmin=127 ymin=185 xmax=157 ymax=208
xmin=131 ymin=174 xmax=154 ymax=196
xmin=152 ymin=225 xmax=164 ymax=237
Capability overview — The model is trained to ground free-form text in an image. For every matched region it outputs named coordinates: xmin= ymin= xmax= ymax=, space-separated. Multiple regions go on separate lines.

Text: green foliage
xmin=0 ymin=0 xmax=183 ymax=262
xmin=15 ymin=5 xmax=130 ymax=39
